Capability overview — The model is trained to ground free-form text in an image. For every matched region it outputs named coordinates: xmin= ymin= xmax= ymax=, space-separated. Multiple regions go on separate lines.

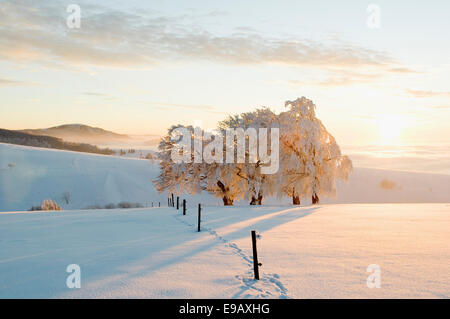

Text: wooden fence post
xmin=251 ymin=230 xmax=261 ymax=280
xmin=171 ymin=193 xmax=174 ymax=207
xmin=198 ymin=204 xmax=201 ymax=232
xmin=177 ymin=196 xmax=179 ymax=210
xmin=183 ymin=199 xmax=186 ymax=215
xmin=159 ymin=202 xmax=160 ymax=207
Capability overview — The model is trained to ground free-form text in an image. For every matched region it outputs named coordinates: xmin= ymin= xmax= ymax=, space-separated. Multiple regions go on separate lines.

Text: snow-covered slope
xmin=1 ymin=143 xmax=450 ymax=212
xmin=0 ymin=204 xmax=449 ymax=298
xmin=1 ymin=143 xmax=449 ymax=298
xmin=0 ymin=143 xmax=169 ymax=212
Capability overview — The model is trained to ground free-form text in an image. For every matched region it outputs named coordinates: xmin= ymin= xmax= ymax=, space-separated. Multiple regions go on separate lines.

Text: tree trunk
xmin=223 ymin=196 xmax=234 ymax=206
xmin=217 ymin=180 xmax=234 ymax=206
xmin=292 ymin=194 xmax=300 ymax=205
xmin=312 ymin=193 xmax=320 ymax=205
xmin=257 ymin=192 xmax=263 ymax=205
xmin=250 ymin=192 xmax=263 ymax=205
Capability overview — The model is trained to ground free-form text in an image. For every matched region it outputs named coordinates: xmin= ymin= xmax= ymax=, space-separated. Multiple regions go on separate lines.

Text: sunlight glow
xmin=377 ymin=115 xmax=409 ymax=145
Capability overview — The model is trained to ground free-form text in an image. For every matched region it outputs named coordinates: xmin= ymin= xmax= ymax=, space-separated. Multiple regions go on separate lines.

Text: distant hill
xmin=20 ymin=124 xmax=130 ymax=144
xmin=0 ymin=128 xmax=115 ymax=155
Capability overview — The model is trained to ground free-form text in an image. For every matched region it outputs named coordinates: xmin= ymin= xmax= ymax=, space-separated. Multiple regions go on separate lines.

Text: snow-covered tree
xmin=153 ymin=125 xmax=204 ymax=195
xmin=276 ymin=97 xmax=352 ymax=205
xmin=202 ymin=162 xmax=247 ymax=205
xmin=154 ymin=97 xmax=352 ymax=206
xmin=153 ymin=125 xmax=247 ymax=205
xmin=218 ymin=108 xmax=279 ymax=205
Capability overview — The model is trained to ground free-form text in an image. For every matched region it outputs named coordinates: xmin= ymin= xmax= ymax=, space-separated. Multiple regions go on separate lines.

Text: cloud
xmin=288 ymin=70 xmax=384 ymax=87
xmin=82 ymin=92 xmax=110 ymax=97
xmin=344 ymin=144 xmax=450 ymax=175
xmin=0 ymin=0 xmax=411 ymax=74
xmin=354 ymin=114 xmax=376 ymax=120
xmin=387 ymin=67 xmax=418 ymax=74
xmin=147 ymin=101 xmax=226 ymax=114
xmin=0 ymin=78 xmax=36 ymax=86
xmin=406 ymin=89 xmax=450 ymax=98
xmin=427 ymin=105 xmax=450 ymax=110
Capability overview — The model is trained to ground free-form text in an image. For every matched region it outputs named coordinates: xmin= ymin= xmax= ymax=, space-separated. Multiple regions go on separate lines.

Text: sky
xmin=0 ymin=0 xmax=449 ymax=159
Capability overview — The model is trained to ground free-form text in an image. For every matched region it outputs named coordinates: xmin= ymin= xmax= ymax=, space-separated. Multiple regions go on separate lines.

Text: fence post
xmin=183 ymin=199 xmax=186 ymax=215
xmin=159 ymin=202 xmax=160 ymax=207
xmin=251 ymin=230 xmax=261 ymax=280
xmin=171 ymin=193 xmax=174 ymax=207
xmin=177 ymin=196 xmax=179 ymax=210
xmin=198 ymin=204 xmax=201 ymax=232
xmin=151 ymin=202 xmax=153 ymax=207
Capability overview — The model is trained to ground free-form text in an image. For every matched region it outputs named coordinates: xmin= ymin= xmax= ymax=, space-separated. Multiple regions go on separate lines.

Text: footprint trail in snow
xmin=173 ymin=212 xmax=289 ymax=299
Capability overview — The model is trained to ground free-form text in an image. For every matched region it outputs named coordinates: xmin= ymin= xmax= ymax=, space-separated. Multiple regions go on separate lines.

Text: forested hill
xmin=20 ymin=124 xmax=130 ymax=144
xmin=0 ymin=128 xmax=115 ymax=155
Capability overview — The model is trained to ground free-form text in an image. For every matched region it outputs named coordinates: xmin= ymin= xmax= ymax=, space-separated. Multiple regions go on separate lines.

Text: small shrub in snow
xmin=83 ymin=202 xmax=143 ymax=210
xmin=41 ymin=199 xmax=62 ymax=211
xmin=118 ymin=202 xmax=143 ymax=209
xmin=380 ymin=179 xmax=398 ymax=190
xmin=61 ymin=191 xmax=71 ymax=205
xmin=30 ymin=200 xmax=62 ymax=211
xmin=85 ymin=204 xmax=103 ymax=210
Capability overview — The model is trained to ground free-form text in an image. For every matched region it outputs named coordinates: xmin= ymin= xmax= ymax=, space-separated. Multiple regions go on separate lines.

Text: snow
xmin=0 ymin=204 xmax=449 ymax=298
xmin=0 ymin=143 xmax=170 ymax=212
xmin=1 ymin=142 xmax=449 ymax=212
xmin=0 ymin=143 xmax=449 ymax=298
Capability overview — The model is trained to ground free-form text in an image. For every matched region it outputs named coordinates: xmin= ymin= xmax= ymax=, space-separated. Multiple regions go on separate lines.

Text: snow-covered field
xmin=0 ymin=143 xmax=449 ymax=298
xmin=1 ymin=143 xmax=450 ymax=212
xmin=0 ymin=204 xmax=449 ymax=298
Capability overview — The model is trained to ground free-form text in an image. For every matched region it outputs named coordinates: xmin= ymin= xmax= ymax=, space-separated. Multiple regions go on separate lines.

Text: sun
xmin=378 ymin=115 xmax=408 ymax=144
